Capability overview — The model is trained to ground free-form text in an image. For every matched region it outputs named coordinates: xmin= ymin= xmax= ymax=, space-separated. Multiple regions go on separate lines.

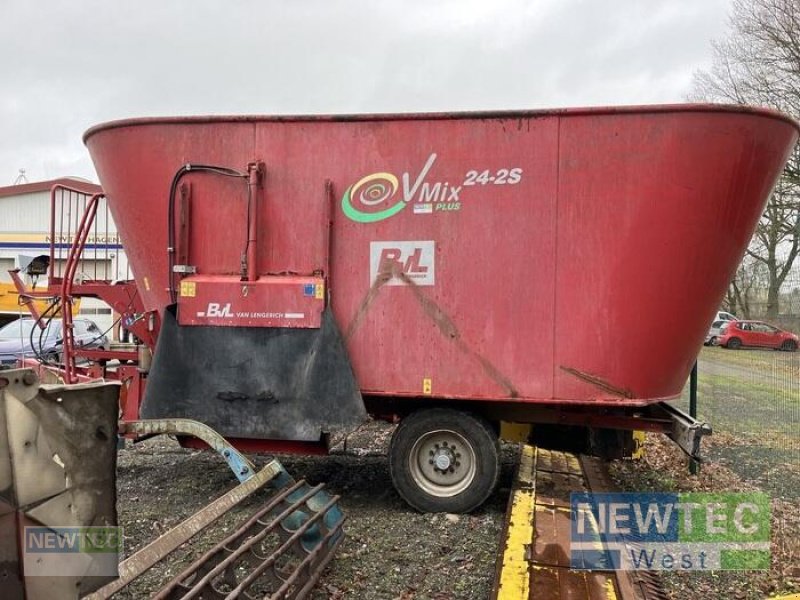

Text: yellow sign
xmin=180 ymin=280 xmax=196 ymax=298
xmin=423 ymin=378 xmax=432 ymax=394
xmin=0 ymin=283 xmax=80 ymax=316
xmin=315 ymin=283 xmax=324 ymax=300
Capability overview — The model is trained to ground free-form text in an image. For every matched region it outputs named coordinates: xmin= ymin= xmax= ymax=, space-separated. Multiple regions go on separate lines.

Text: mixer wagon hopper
xmin=9 ymin=104 xmax=798 ymax=520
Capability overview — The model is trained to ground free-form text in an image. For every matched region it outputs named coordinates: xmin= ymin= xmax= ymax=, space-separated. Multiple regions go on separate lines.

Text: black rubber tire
xmin=726 ymin=337 xmax=742 ymax=349
xmin=782 ymin=340 xmax=798 ymax=352
xmin=389 ymin=408 xmax=499 ymax=513
xmin=709 ymin=336 xmax=718 ymax=346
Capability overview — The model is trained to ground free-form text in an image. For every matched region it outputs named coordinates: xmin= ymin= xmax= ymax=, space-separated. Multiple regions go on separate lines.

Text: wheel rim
xmin=408 ymin=429 xmax=477 ymax=498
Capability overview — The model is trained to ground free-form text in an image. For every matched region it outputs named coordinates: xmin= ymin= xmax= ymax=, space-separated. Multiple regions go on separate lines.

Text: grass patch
xmin=672 ymin=347 xmax=800 ymax=501
xmin=701 ymin=345 xmax=800 ymax=377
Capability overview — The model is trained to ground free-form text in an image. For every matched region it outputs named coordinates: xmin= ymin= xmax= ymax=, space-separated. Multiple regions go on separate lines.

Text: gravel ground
xmin=114 ymin=421 xmax=518 ymax=599
xmin=114 ymin=423 xmax=798 ymax=599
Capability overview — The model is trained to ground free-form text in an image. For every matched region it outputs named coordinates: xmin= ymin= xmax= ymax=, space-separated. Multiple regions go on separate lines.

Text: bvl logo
xmin=370 ymin=241 xmax=435 ymax=286
xmin=206 ymin=302 xmax=233 ymax=318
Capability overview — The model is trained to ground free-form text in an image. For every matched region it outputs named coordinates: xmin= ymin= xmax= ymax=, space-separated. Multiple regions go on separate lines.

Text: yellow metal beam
xmin=496 ymin=445 xmax=536 ymax=599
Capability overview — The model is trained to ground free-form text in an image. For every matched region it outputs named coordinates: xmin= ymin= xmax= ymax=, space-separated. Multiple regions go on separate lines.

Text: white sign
xmin=370 ymin=241 xmax=435 ymax=286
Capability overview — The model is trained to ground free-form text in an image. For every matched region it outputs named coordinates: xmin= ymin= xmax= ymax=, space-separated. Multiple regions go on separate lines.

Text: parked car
xmin=714 ymin=311 xmax=738 ymax=322
xmin=0 ymin=317 xmax=109 ymax=366
xmin=704 ymin=319 xmax=732 ymax=346
xmin=717 ymin=320 xmax=799 ymax=351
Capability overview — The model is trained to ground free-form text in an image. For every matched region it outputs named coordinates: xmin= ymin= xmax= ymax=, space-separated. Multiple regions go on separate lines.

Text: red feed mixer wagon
xmin=50 ymin=104 xmax=798 ymax=512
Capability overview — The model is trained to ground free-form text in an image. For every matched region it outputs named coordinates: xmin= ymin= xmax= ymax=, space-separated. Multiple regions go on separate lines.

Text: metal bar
xmin=84 ymin=192 xmax=89 ymax=277
xmin=85 ymin=462 xmax=284 ymax=600
xmin=61 ymin=189 xmax=68 ymax=277
xmin=105 ymin=197 xmax=110 ymax=276
xmin=178 ymin=183 xmax=191 ymax=270
xmin=657 ymin=400 xmax=712 ymax=462
xmin=152 ymin=481 xmax=309 ymax=600
xmin=229 ymin=494 xmax=340 ymax=598
xmin=49 ymin=186 xmax=57 ymax=280
xmin=245 ymin=162 xmax=261 ymax=282
xmin=72 ymin=191 xmax=78 ymax=275
xmin=75 ymin=348 xmax=138 ymax=362
xmin=177 ymin=485 xmax=327 ymax=599
xmin=61 ymin=189 xmax=68 ymax=278
xmin=689 ymin=361 xmax=699 ymax=474
xmin=290 ymin=532 xmax=344 ymax=600
xmin=120 ymin=419 xmax=257 ymax=482
xmin=268 ymin=513 xmax=344 ymax=600
xmin=8 ymin=269 xmax=46 ymax=326
xmin=322 ymin=180 xmax=333 ymax=281
xmin=94 ymin=193 xmax=99 ymax=280
xmin=61 ymin=194 xmax=102 ymax=383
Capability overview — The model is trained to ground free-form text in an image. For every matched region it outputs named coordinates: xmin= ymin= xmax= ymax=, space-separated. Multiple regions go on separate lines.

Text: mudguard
xmin=142 ymin=306 xmax=367 ymax=441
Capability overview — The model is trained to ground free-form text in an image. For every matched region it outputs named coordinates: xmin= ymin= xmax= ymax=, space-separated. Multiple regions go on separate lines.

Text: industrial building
xmin=0 ymin=177 xmax=129 ymax=331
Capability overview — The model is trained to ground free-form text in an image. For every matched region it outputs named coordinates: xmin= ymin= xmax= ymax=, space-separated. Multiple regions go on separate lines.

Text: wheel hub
xmin=433 ymin=452 xmax=452 ymax=471
xmin=409 ymin=430 xmax=476 ymax=498
xmin=430 ymin=441 xmax=462 ymax=474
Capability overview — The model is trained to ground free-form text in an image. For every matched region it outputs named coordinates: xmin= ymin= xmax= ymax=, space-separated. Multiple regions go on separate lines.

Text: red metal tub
xmin=84 ymin=105 xmax=798 ymax=410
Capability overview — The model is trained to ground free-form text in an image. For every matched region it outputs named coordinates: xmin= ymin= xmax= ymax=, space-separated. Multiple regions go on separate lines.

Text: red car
xmin=718 ymin=320 xmax=799 ymax=351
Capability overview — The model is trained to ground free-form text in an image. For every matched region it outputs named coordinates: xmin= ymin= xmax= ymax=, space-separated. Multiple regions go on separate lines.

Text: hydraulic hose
xmin=166 ymin=164 xmax=248 ymax=304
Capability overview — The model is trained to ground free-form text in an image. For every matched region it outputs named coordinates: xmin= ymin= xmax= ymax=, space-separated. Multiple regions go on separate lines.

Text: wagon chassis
xmin=366 ymin=395 xmax=712 ymax=462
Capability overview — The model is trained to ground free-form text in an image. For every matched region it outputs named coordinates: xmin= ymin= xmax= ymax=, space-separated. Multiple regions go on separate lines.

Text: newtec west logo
xmin=24 ymin=526 xmax=122 ymax=577
xmin=25 ymin=526 xmax=122 ymax=554
xmin=570 ymin=492 xmax=770 ymax=571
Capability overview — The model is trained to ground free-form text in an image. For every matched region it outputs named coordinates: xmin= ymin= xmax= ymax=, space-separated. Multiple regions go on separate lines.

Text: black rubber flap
xmin=141 ymin=306 xmax=366 ymax=441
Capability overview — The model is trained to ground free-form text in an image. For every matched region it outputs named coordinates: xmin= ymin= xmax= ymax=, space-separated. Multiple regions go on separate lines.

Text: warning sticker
xmin=180 ymin=280 xmax=196 ymax=297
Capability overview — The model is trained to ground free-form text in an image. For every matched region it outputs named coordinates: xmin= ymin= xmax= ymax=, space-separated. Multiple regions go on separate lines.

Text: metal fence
xmin=676 ymin=279 xmax=800 ymax=501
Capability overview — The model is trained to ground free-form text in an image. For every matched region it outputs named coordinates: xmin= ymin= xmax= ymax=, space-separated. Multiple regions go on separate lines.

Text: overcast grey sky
xmin=0 ymin=0 xmax=732 ymax=184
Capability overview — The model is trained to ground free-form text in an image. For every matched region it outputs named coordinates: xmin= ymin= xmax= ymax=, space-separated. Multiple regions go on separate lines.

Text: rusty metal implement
xmin=0 ymin=370 xmax=343 ymax=599
xmin=0 ymin=368 xmax=121 ymax=599
xmin=87 ymin=467 xmax=343 ymax=600
xmin=151 ymin=479 xmax=344 ymax=599
xmin=88 ymin=419 xmax=344 ymax=600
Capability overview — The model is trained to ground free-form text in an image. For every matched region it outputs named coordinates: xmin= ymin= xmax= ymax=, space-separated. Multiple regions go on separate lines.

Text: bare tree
xmin=693 ymin=0 xmax=800 ymax=318
xmin=746 ymin=180 xmax=800 ymax=316
xmin=724 ymin=254 xmax=768 ymax=318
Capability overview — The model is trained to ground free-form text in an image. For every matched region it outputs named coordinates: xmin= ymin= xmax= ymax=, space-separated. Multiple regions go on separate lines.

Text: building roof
xmin=0 ymin=177 xmax=102 ymax=199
